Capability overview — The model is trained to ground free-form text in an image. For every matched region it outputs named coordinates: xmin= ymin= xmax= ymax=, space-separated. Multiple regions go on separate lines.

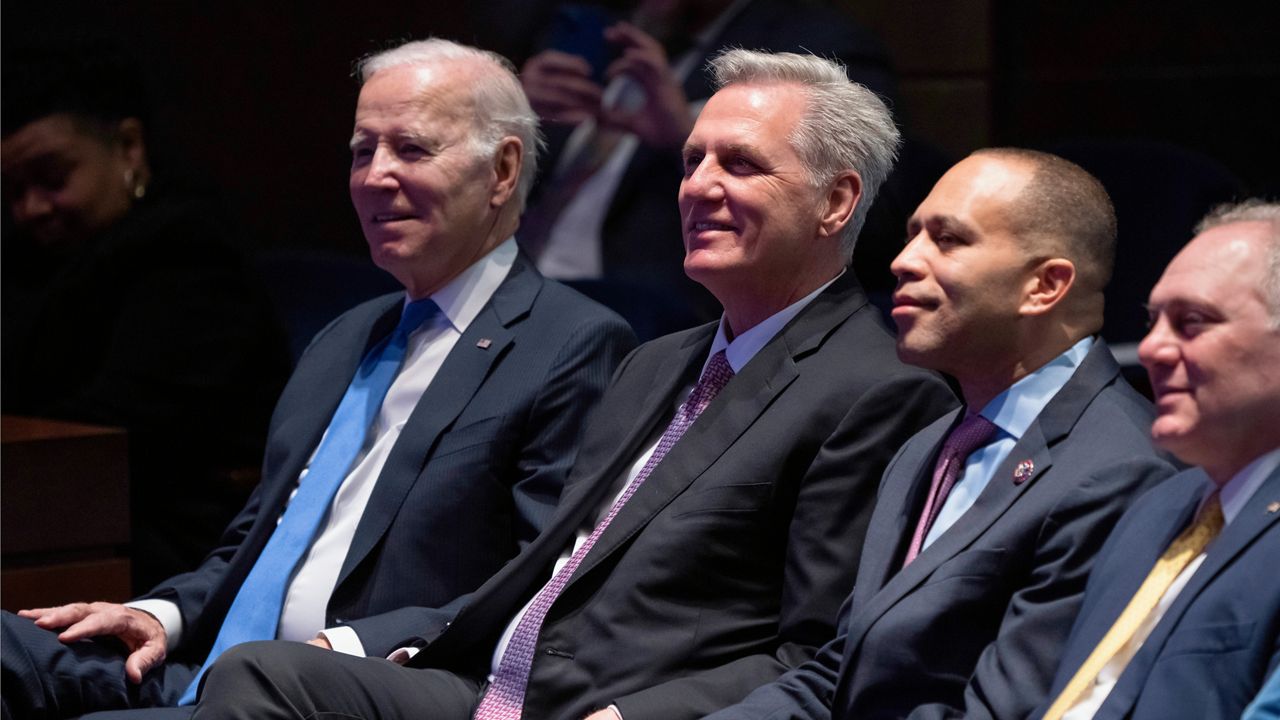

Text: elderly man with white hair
xmin=186 ymin=48 xmax=956 ymax=720
xmin=0 ymin=38 xmax=635 ymax=719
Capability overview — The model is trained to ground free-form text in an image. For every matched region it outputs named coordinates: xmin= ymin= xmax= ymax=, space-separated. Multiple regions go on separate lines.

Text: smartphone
xmin=545 ymin=4 xmax=619 ymax=87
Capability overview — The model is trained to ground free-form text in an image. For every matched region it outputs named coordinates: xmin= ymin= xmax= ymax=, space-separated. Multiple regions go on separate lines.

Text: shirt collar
xmin=1217 ymin=446 xmax=1280 ymax=525
xmin=405 ymin=237 xmax=516 ymax=334
xmin=706 ymin=269 xmax=844 ymax=374
xmin=978 ymin=336 xmax=1095 ymax=441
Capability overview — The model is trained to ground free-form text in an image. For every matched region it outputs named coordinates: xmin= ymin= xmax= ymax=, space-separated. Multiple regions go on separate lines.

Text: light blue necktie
xmin=178 ymin=298 xmax=440 ymax=705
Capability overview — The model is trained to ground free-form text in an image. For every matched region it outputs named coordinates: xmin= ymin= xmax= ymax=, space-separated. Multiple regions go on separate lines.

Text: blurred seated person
xmin=518 ymin=0 xmax=895 ymax=321
xmin=1 ymin=41 xmax=291 ymax=591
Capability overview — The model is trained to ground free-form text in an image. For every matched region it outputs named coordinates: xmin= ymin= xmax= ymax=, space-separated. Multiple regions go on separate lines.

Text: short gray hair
xmin=708 ymin=49 xmax=901 ymax=258
xmin=355 ymin=38 xmax=545 ymax=211
xmin=1195 ymin=198 xmax=1280 ymax=324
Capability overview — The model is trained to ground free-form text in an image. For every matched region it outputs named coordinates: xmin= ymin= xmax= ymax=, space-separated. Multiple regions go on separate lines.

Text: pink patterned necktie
xmin=902 ymin=412 xmax=999 ymax=566
xmin=472 ymin=350 xmax=736 ymax=720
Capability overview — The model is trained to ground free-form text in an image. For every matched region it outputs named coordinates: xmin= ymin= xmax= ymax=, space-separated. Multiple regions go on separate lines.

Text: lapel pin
xmin=1013 ymin=459 xmax=1035 ymax=485
xmin=476 ymin=338 xmax=492 ymax=349
xmin=1267 ymin=501 xmax=1279 ymax=514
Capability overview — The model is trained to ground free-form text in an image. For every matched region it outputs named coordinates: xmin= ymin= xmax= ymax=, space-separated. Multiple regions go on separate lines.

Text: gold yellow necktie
xmin=1042 ymin=493 xmax=1224 ymax=720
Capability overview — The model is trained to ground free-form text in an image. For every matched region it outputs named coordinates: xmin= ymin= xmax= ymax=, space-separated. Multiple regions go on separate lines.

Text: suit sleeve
xmin=903 ymin=457 xmax=1174 ymax=720
xmin=612 ymin=372 xmax=957 ymax=720
xmin=134 ymin=483 xmax=265 ymax=639
xmin=346 ymin=311 xmax=637 ymax=657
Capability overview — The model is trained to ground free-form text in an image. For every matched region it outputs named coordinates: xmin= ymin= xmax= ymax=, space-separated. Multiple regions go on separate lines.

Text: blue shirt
xmin=923 ymin=336 xmax=1095 ymax=549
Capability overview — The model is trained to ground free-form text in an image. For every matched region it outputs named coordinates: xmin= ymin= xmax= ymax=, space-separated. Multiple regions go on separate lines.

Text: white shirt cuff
xmin=317 ymin=625 xmax=366 ymax=657
xmin=124 ymin=599 xmax=183 ymax=652
xmin=387 ymin=645 xmax=421 ymax=664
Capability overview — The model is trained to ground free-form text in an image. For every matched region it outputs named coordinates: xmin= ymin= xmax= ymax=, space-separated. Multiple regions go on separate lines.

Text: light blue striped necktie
xmin=178 ymin=297 xmax=440 ymax=705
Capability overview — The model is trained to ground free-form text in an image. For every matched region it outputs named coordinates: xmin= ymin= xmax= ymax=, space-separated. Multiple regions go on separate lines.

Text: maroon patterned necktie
xmin=902 ymin=412 xmax=999 ymax=566
xmin=472 ymin=350 xmax=736 ymax=720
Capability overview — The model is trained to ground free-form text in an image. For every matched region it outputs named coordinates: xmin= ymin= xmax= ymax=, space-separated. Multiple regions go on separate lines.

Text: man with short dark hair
xmin=1035 ymin=200 xmax=1280 ymax=720
xmin=707 ymin=148 xmax=1177 ymax=720
xmin=188 ymin=49 xmax=956 ymax=720
xmin=1 ymin=38 xmax=635 ymax=719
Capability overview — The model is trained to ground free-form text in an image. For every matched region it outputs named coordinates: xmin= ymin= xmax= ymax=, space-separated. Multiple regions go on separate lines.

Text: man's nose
xmin=363 ymin=147 xmax=400 ymax=188
xmin=890 ymin=232 xmax=925 ymax=280
xmin=679 ymin=159 xmax=724 ymax=203
xmin=1137 ymin=315 xmax=1178 ymax=371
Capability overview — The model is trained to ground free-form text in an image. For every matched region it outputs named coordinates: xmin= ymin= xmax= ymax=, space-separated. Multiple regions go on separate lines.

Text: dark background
xmin=3 ymin=0 xmax=1278 ymax=343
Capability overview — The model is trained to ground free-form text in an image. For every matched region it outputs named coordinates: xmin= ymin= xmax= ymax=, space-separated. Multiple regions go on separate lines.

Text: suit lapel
xmin=842 ymin=340 xmax=1121 ymax=655
xmin=562 ymin=273 xmax=864 ymax=589
xmin=333 ymin=258 xmax=539 ymax=588
xmin=853 ymin=410 xmax=958 ymax=604
xmin=260 ymin=296 xmax=402 ymax=522
xmin=530 ymin=327 xmax=714 ymax=566
xmin=1100 ymin=467 xmax=1280 ymax=720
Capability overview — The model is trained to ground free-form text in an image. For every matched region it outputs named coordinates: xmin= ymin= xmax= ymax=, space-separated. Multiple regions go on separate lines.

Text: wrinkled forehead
xmin=692 ymin=82 xmax=808 ymax=149
xmin=356 ymin=60 xmax=478 ymax=122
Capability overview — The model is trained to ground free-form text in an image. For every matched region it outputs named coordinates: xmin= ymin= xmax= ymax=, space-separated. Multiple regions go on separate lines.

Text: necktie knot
xmin=942 ymin=412 xmax=999 ymax=464
xmin=902 ymin=411 xmax=999 ymax=566
xmin=395 ymin=298 xmax=441 ymax=340
xmin=685 ymin=350 xmax=734 ymax=416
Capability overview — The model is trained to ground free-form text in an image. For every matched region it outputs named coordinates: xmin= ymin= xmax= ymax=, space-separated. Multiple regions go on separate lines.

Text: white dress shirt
xmin=128 ymin=238 xmax=517 ymax=656
xmin=1062 ymin=446 xmax=1280 ymax=719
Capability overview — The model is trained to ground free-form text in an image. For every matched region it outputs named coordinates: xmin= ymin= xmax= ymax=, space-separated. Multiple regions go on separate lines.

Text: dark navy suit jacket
xmin=143 ymin=254 xmax=636 ymax=662
xmin=1035 ymin=463 xmax=1280 ymax=720
xmin=706 ymin=340 xmax=1177 ymax=720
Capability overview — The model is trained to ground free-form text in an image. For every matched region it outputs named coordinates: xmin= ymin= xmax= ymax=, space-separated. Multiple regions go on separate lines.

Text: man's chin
xmin=1149 ymin=417 xmax=1199 ymax=459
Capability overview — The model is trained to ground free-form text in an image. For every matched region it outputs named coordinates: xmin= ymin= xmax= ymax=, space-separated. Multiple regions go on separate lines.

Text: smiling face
xmin=890 ymin=155 xmax=1040 ymax=379
xmin=2 ymin=114 xmax=135 ymax=252
xmin=1138 ymin=221 xmax=1280 ymax=480
xmin=678 ymin=82 xmax=845 ymax=325
xmin=349 ymin=62 xmax=502 ymax=297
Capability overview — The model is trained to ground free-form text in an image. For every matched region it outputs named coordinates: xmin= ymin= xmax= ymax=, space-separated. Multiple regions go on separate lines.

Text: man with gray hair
xmin=188 ymin=48 xmax=955 ymax=720
xmin=1034 ymin=199 xmax=1280 ymax=720
xmin=1 ymin=38 xmax=635 ymax=718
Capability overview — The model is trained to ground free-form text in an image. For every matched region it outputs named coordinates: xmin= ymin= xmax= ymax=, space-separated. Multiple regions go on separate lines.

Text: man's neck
xmin=959 ymin=333 xmax=1090 ymax=412
xmin=719 ymin=264 xmax=845 ymax=339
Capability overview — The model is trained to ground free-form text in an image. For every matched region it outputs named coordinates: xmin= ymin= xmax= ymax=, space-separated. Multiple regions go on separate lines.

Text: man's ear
xmin=490 ymin=136 xmax=522 ymax=208
xmin=1020 ymin=258 xmax=1076 ymax=316
xmin=817 ymin=170 xmax=861 ymax=240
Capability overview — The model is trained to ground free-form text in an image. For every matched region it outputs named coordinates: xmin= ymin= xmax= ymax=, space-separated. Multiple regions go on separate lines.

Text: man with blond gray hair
xmin=1035 ymin=199 xmax=1280 ymax=720
xmin=189 ymin=48 xmax=955 ymax=720
xmin=1 ymin=37 xmax=634 ymax=718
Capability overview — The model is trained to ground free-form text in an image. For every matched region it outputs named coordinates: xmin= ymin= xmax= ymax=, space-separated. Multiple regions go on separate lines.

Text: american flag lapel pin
xmin=476 ymin=338 xmax=492 ymax=349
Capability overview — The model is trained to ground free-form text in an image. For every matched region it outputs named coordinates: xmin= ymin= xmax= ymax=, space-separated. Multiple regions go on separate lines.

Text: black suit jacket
xmin=708 ymin=340 xmax=1178 ymax=720
xmin=142 ymin=254 xmax=636 ymax=661
xmin=1036 ymin=464 xmax=1280 ymax=720
xmin=404 ymin=272 xmax=957 ymax=720
xmin=528 ymin=0 xmax=895 ymax=320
